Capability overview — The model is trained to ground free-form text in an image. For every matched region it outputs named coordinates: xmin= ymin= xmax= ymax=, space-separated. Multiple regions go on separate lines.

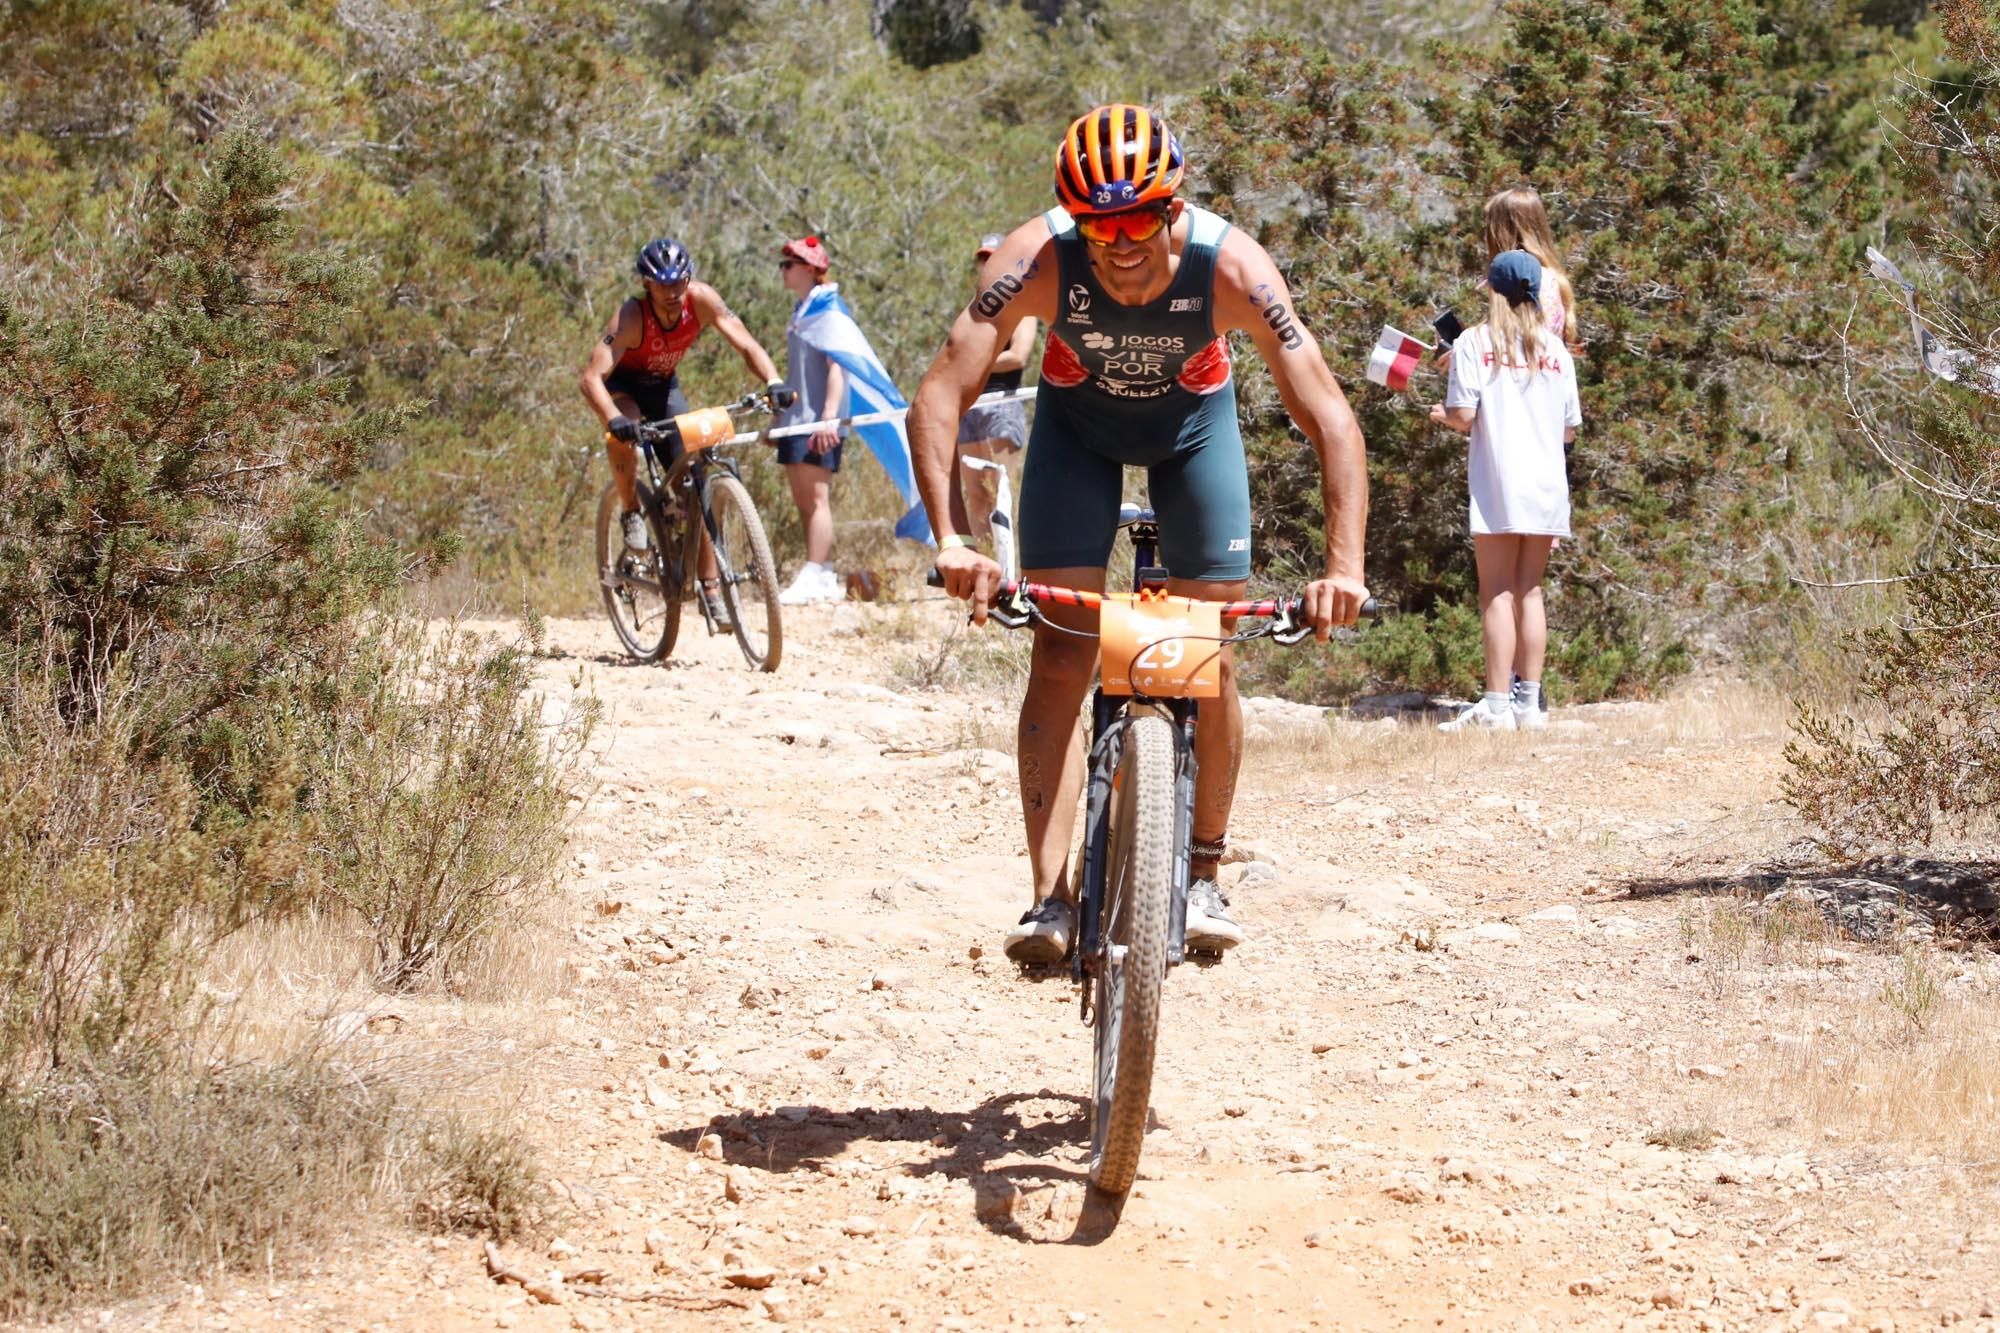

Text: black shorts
xmin=604 ymin=370 xmax=689 ymax=424
xmin=774 ymin=433 xmax=843 ymax=472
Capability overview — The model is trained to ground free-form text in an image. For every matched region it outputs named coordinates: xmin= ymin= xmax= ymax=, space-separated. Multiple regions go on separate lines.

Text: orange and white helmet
xmin=1054 ymin=104 xmax=1185 ymax=215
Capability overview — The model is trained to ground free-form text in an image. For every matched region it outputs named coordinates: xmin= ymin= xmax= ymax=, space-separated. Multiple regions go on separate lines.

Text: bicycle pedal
xmin=1012 ymin=959 xmax=1069 ymax=983
xmin=1184 ymin=947 xmax=1226 ymax=968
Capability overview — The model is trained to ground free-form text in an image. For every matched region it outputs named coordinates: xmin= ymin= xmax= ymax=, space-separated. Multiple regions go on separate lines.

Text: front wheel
xmin=706 ymin=473 xmax=782 ymax=672
xmin=595 ymin=481 xmax=680 ymax=662
xmin=1089 ymin=713 xmax=1177 ymax=1195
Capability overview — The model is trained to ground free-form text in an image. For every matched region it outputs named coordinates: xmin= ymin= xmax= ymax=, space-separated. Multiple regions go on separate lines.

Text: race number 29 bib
xmin=1099 ymin=595 xmax=1222 ymax=698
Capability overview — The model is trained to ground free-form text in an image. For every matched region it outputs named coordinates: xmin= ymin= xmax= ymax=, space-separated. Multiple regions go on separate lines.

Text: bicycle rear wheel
xmin=706 ymin=473 xmax=782 ymax=672
xmin=1089 ymin=712 xmax=1177 ymax=1195
xmin=595 ymin=481 xmax=680 ymax=662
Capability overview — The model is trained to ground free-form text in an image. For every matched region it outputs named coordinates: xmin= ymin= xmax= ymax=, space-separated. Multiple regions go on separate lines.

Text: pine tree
xmin=1786 ymin=0 xmax=2000 ymax=853
xmin=0 ymin=134 xmax=407 ymax=792
xmin=1196 ymin=0 xmax=1901 ymax=695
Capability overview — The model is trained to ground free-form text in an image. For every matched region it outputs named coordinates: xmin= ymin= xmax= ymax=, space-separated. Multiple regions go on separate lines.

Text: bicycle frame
xmin=637 ymin=428 xmax=743 ymax=622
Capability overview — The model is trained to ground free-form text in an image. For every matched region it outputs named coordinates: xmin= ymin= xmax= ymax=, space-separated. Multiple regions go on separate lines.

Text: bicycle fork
xmin=1072 ymin=692 xmax=1200 ymax=1026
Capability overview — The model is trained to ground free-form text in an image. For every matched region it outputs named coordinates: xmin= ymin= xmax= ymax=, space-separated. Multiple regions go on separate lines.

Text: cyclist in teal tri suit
xmin=909 ymin=104 xmax=1371 ymax=966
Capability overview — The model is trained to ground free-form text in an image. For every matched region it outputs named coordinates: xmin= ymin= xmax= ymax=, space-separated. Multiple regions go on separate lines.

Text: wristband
xmin=938 ymin=534 xmax=974 ymax=551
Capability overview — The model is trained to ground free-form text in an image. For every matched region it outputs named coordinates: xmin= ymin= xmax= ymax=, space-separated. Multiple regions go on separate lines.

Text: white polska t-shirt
xmin=1444 ymin=325 xmax=1580 ymax=537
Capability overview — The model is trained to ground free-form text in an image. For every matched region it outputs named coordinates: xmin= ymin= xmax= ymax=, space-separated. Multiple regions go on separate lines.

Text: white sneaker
xmin=1005 ymin=898 xmax=1076 ymax=965
xmin=1513 ymin=695 xmax=1549 ymax=730
xmin=621 ymin=510 xmax=649 ymax=551
xmin=1438 ymin=695 xmax=1517 ymax=732
xmin=813 ymin=565 xmax=845 ymax=604
xmin=1185 ymin=879 xmax=1246 ymax=953
xmin=778 ymin=563 xmax=825 ymax=606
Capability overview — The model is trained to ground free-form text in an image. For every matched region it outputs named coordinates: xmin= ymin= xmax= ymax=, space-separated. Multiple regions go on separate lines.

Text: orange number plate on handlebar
xmin=1100 ymin=595 xmax=1222 ymax=698
xmin=674 ymin=406 xmax=735 ymax=452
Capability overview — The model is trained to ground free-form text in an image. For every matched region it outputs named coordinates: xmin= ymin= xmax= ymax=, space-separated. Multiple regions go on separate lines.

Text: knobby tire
xmin=596 ymin=481 xmax=677 ymax=662
xmin=706 ymin=474 xmax=782 ymax=672
xmin=1090 ymin=712 xmax=1175 ymax=1195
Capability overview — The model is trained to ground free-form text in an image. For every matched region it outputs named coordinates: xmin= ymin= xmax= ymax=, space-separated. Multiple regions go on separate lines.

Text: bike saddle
xmin=1116 ymin=503 xmax=1158 ymax=528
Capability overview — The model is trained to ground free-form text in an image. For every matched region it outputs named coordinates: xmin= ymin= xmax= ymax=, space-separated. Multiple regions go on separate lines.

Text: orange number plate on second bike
xmin=1099 ymin=595 xmax=1223 ymax=698
xmin=674 ymin=406 xmax=736 ymax=452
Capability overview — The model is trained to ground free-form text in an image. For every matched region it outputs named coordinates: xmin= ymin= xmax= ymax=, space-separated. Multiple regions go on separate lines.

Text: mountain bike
xmin=941 ymin=505 xmax=1375 ymax=1196
xmin=595 ymin=392 xmax=782 ymax=671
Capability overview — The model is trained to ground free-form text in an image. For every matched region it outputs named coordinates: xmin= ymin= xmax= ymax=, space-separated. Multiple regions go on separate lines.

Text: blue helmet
xmin=635 ymin=238 xmax=693 ymax=284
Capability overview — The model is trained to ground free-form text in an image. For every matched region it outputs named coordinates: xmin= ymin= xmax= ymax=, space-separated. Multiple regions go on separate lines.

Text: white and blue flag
xmin=790 ymin=285 xmax=931 ymax=543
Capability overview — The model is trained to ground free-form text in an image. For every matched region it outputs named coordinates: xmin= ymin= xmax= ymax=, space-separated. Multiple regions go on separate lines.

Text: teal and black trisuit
xmin=1018 ymin=203 xmax=1252 ymax=581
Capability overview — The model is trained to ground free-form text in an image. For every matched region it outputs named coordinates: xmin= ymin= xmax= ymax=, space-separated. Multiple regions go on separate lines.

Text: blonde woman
xmin=1430 ymin=251 xmax=1580 ymax=732
xmin=1483 ymin=186 xmax=1577 ymax=345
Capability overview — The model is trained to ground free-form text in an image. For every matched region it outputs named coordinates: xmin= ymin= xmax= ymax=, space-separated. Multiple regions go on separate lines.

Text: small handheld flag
xmin=1366 ymin=325 xmax=1433 ymax=393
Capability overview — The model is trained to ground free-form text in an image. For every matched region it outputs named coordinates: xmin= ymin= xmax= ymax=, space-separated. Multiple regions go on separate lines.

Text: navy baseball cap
xmin=1488 ymin=249 xmax=1543 ymax=305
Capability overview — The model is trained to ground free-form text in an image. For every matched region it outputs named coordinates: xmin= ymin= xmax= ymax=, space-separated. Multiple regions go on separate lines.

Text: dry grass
xmin=885 ymin=598 xmax=1035 ymax=694
xmin=0 ymin=609 xmax=580 ymax=1319
xmin=320 ymin=618 xmax=596 ymax=991
xmin=1761 ymin=948 xmax=2000 ymax=1167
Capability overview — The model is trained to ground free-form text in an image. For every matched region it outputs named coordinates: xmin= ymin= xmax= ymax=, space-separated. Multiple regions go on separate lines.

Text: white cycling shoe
xmin=1185 ymin=878 xmax=1246 ymax=953
xmin=1004 ymin=898 xmax=1076 ymax=965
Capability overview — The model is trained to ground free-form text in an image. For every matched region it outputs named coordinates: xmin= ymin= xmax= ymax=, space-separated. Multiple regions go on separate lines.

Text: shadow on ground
xmin=662 ymin=1090 xmax=1128 ymax=1242
xmin=1623 ymin=855 xmax=2000 ymax=944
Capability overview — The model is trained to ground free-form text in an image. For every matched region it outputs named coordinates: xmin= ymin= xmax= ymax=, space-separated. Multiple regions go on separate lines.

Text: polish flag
xmin=1365 ymin=325 xmax=1432 ymax=392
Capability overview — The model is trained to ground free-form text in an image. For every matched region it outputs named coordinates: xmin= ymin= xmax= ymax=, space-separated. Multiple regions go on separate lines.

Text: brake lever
xmin=1269 ymin=599 xmax=1314 ymax=646
xmin=988 ymin=587 xmax=1034 ymax=629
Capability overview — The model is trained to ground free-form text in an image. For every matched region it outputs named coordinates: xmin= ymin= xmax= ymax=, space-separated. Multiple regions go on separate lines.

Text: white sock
xmin=1514 ymin=680 xmax=1542 ymax=708
xmin=1483 ymin=691 xmax=1511 ymax=711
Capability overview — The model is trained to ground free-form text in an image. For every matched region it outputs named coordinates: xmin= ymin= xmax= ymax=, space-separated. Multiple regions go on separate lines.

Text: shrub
xmin=0 ymin=673 xmax=312 ymax=1082
xmin=0 ymin=1054 xmax=396 ymax=1317
xmin=1785 ymin=0 xmax=2000 ymax=854
xmin=318 ymin=618 xmax=596 ymax=992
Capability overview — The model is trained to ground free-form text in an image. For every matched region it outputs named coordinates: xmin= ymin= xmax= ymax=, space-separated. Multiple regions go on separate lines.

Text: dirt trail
xmin=69 ymin=602 xmax=2000 ymax=1332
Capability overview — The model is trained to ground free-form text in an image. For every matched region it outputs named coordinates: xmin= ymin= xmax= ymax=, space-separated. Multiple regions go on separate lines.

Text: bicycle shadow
xmin=660 ymin=1089 xmax=1129 ymax=1243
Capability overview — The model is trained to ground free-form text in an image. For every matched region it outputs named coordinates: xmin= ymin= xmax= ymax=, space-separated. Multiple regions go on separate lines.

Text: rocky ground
xmin=55 ymin=600 xmax=2000 ymax=1332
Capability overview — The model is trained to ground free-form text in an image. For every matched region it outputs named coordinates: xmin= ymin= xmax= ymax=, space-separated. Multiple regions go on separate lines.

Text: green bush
xmin=0 ymin=126 xmax=567 ymax=1314
xmin=1784 ymin=0 xmax=2000 ymax=854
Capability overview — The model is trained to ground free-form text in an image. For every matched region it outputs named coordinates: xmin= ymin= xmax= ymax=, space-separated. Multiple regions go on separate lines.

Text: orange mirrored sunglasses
xmin=1075 ymin=205 xmax=1171 ymax=247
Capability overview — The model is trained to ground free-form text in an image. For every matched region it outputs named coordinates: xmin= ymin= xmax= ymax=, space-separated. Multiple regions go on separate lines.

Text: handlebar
xmin=924 ymin=570 xmax=1383 ymax=645
xmin=633 ymin=391 xmax=775 ymax=452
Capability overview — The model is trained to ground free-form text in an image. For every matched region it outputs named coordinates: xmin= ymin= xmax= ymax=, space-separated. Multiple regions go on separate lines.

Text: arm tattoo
xmin=1262 ymin=303 xmax=1306 ymax=351
xmin=1249 ymin=284 xmax=1305 ymax=350
xmin=601 ymin=333 xmax=616 ymax=346
xmin=969 ymin=257 xmax=1040 ymax=320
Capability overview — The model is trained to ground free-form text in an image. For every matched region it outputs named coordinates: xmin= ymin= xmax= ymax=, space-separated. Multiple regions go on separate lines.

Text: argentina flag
xmin=790 ymin=285 xmax=931 ymax=542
